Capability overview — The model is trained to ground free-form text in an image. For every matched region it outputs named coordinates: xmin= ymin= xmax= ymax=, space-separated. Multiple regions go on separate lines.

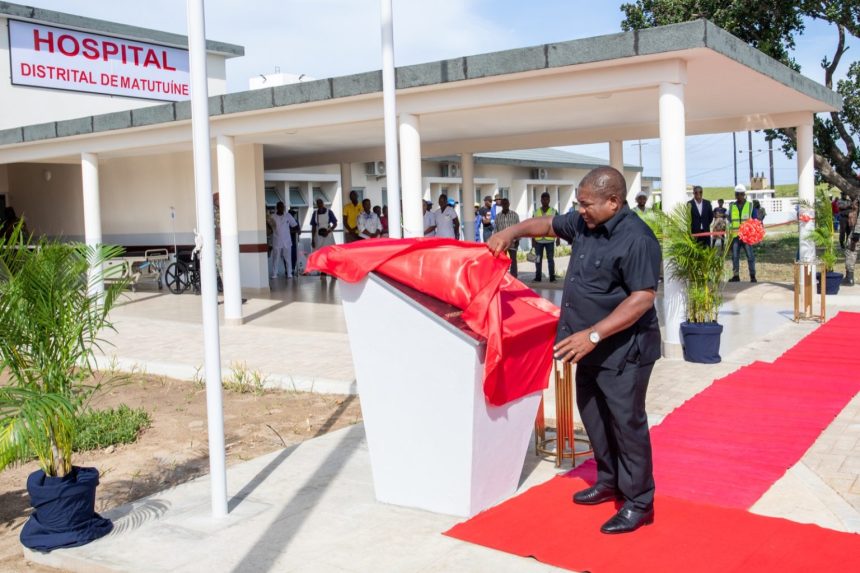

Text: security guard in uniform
xmin=728 ymin=184 xmax=756 ymax=283
xmin=488 ymin=166 xmax=661 ymax=535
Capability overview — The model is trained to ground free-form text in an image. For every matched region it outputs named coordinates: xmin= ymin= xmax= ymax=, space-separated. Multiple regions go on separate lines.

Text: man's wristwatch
xmin=588 ymin=329 xmax=601 ymax=345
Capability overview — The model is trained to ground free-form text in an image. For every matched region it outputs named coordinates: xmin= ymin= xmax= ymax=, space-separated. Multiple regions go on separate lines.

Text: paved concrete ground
xmin=28 ymin=277 xmax=860 ymax=572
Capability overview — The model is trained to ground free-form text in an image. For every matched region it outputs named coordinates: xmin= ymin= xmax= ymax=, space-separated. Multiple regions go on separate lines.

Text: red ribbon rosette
xmin=737 ymin=219 xmax=765 ymax=245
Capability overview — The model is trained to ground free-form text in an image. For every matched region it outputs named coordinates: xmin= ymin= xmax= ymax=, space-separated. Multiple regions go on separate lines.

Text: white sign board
xmin=9 ymin=20 xmax=190 ymax=102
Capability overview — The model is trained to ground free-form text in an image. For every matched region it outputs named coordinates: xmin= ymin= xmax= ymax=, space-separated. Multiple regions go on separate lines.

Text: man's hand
xmin=852 ymin=232 xmax=859 ymax=252
xmin=486 ymin=229 xmax=514 ymax=256
xmin=553 ymin=330 xmax=596 ymax=364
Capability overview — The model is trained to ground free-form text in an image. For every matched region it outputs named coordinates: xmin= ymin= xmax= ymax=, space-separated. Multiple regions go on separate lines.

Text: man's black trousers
xmin=575 ymin=361 xmax=655 ymax=511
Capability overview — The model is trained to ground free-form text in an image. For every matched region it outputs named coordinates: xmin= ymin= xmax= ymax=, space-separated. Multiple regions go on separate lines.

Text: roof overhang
xmin=0 ymin=20 xmax=840 ymax=168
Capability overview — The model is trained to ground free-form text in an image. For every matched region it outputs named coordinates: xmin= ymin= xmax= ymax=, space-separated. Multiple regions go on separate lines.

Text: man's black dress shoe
xmin=600 ymin=506 xmax=654 ymax=534
xmin=572 ymin=485 xmax=618 ymax=505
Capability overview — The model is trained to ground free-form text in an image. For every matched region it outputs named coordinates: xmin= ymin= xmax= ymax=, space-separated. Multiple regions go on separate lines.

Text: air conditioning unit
xmin=365 ymin=161 xmax=386 ymax=176
xmin=441 ymin=162 xmax=461 ymax=178
xmin=531 ymin=168 xmax=549 ymax=180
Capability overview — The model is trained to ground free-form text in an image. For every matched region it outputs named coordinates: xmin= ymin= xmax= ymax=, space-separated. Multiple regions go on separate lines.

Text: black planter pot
xmin=680 ymin=321 xmax=723 ymax=364
xmin=815 ymin=271 xmax=844 ymax=295
xmin=20 ymin=466 xmax=113 ymax=552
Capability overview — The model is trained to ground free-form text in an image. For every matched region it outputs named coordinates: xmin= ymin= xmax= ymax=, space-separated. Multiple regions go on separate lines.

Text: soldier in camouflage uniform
xmin=843 ymin=195 xmax=859 ymax=286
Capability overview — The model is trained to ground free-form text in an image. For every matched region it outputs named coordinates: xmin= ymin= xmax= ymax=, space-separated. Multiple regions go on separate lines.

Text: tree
xmin=621 ymin=0 xmax=860 ymax=196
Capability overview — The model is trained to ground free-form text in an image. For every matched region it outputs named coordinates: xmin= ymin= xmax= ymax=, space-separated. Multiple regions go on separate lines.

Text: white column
xmin=399 ymin=113 xmax=424 ymax=238
xmin=609 ymin=140 xmax=624 ymax=174
xmin=338 ymin=163 xmax=351 ymax=244
xmin=658 ymin=81 xmax=687 ymax=358
xmin=380 ymin=0 xmax=402 ymax=238
xmin=186 ymin=0 xmax=227 ymax=518
xmin=460 ymin=152 xmax=475 ymax=241
xmin=81 ymin=152 xmax=103 ymax=297
xmin=628 ymin=171 xmax=643 ymax=205
xmin=216 ymin=135 xmax=243 ymax=325
xmin=797 ymin=119 xmax=816 ymax=260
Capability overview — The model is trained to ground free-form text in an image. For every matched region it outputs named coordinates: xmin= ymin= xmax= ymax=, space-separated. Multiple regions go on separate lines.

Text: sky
xmin=19 ymin=0 xmax=860 ymax=187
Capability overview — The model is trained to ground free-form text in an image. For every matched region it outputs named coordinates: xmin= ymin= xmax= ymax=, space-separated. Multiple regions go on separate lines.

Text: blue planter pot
xmin=680 ymin=321 xmax=723 ymax=364
xmin=20 ymin=466 xmax=113 ymax=552
xmin=815 ymin=271 xmax=843 ymax=295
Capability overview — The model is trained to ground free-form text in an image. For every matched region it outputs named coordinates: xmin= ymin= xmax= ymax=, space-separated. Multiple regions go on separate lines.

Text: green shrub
xmin=73 ymin=405 xmax=151 ymax=452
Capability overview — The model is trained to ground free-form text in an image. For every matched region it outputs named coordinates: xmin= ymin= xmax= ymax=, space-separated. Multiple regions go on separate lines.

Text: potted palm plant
xmin=656 ymin=204 xmax=730 ymax=364
xmin=811 ymin=189 xmax=843 ymax=295
xmin=0 ymin=223 xmax=126 ymax=552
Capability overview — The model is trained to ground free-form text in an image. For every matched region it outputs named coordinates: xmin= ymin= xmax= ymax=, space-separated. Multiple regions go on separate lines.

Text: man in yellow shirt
xmin=343 ymin=190 xmax=363 ymax=243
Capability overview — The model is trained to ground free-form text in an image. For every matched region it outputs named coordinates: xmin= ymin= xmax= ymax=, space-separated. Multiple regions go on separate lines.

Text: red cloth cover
xmin=307 ymin=238 xmax=560 ymax=405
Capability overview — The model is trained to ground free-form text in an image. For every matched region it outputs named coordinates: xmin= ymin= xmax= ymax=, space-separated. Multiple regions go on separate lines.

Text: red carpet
xmin=445 ymin=476 xmax=860 ymax=573
xmin=446 ymin=312 xmax=860 ymax=571
xmin=569 ymin=312 xmax=860 ymax=508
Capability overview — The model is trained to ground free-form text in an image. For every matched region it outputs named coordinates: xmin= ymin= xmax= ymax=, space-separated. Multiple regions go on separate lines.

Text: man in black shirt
xmin=488 ymin=166 xmax=661 ymax=535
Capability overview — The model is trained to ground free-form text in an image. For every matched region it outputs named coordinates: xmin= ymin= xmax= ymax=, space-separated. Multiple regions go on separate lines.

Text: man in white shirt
xmin=357 ymin=198 xmax=382 ymax=239
xmin=423 ymin=200 xmax=436 ymax=236
xmin=434 ymin=194 xmax=460 ymax=240
xmin=267 ymin=201 xmax=298 ymax=279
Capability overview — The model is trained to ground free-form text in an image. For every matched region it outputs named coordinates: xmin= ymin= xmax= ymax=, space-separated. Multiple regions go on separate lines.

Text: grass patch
xmin=224 ymin=362 xmax=268 ymax=396
xmin=74 ymin=405 xmax=152 ymax=451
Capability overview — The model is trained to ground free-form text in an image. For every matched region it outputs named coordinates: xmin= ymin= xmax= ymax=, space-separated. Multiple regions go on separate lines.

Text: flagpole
xmin=186 ymin=0 xmax=228 ymax=518
xmin=380 ymin=0 xmax=402 ymax=238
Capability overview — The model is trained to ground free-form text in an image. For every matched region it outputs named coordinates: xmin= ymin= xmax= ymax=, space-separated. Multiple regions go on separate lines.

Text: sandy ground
xmin=0 ymin=375 xmax=362 ymax=572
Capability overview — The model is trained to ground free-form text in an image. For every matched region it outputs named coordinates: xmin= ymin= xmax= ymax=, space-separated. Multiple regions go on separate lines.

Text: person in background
xmin=268 ymin=201 xmax=297 ymax=279
xmin=532 ymin=192 xmax=557 ymax=282
xmin=474 ymin=203 xmax=482 ymax=242
xmin=343 ymin=190 xmax=363 ymax=243
xmin=311 ymin=198 xmax=337 ymax=280
xmin=688 ymin=185 xmax=713 ymax=248
xmin=288 ymin=207 xmax=300 ymax=274
xmin=479 ymin=196 xmax=494 ymax=242
xmin=423 ymin=200 xmax=436 ymax=237
xmin=494 ymin=197 xmax=521 ymax=277
xmin=728 ymin=185 xmax=756 ymax=283
xmin=832 ymin=195 xmax=840 ymax=231
xmin=843 ymin=196 xmax=860 ymax=286
xmin=434 ymin=194 xmax=460 ymax=240
xmin=752 ymin=200 xmax=767 ymax=222
xmin=633 ymin=191 xmax=649 ymax=217
xmin=712 ymin=198 xmax=728 ymax=250
xmin=373 ymin=205 xmax=389 ymax=237
xmin=358 ymin=199 xmax=382 ymax=239
xmin=838 ymin=192 xmax=852 ymax=249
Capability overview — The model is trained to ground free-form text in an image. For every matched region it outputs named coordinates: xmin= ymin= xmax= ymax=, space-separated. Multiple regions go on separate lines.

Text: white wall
xmin=6 ymin=143 xmax=268 ymax=289
xmin=0 ymin=17 xmax=230 ymax=130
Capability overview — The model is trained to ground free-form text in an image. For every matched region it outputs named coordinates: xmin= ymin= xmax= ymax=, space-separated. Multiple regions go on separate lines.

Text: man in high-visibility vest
xmin=532 ymin=191 xmax=558 ymax=282
xmin=728 ymin=184 xmax=756 ymax=283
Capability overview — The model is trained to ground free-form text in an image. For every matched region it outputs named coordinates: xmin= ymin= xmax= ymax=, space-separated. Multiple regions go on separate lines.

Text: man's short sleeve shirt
xmin=344 ymin=203 xmax=363 ymax=230
xmin=551 ymin=205 xmax=662 ymax=369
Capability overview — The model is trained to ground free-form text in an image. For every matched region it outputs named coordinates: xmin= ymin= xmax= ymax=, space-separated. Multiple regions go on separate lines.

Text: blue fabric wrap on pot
xmin=20 ymin=466 xmax=113 ymax=552
xmin=680 ymin=322 xmax=724 ymax=364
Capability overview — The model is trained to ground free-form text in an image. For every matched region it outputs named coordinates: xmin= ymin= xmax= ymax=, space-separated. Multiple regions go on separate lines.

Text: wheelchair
xmin=164 ymin=249 xmax=222 ymax=295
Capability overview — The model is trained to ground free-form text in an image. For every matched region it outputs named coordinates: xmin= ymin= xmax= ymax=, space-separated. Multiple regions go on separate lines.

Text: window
xmin=381 ymin=187 xmax=387 ymax=206
xmin=265 ymin=187 xmax=282 ymax=208
xmin=312 ymin=187 xmax=330 ymax=205
xmin=351 ymin=188 xmax=365 ymax=202
xmin=289 ymin=186 xmax=307 ymax=207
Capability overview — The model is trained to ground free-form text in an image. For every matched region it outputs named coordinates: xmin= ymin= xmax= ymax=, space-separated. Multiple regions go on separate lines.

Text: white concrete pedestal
xmin=340 ymin=273 xmax=541 ymax=517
